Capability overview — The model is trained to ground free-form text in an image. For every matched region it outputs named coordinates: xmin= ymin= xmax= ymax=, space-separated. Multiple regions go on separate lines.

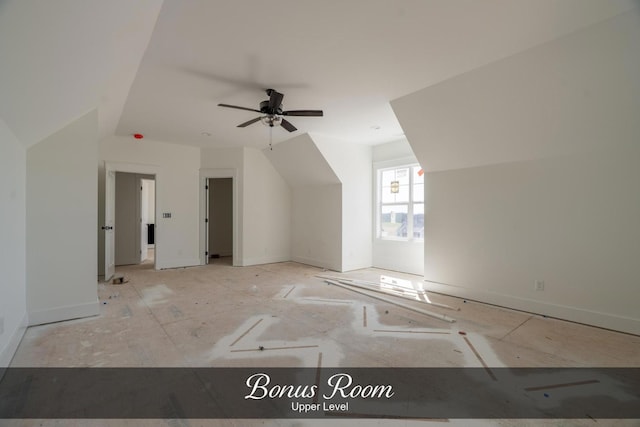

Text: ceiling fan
xmin=218 ymin=89 xmax=323 ymax=132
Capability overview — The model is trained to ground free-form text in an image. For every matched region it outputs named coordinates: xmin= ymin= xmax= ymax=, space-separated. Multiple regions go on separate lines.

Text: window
xmin=377 ymin=164 xmax=424 ymax=240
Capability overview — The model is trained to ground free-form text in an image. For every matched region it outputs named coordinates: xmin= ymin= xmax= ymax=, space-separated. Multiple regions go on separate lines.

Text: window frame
xmin=375 ymin=160 xmax=424 ymax=242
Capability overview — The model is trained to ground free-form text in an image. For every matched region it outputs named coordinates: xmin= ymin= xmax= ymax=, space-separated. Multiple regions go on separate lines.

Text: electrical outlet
xmin=534 ymin=280 xmax=545 ymax=291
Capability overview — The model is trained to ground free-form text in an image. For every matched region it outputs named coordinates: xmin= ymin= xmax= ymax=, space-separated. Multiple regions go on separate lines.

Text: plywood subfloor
xmin=8 ymin=262 xmax=640 ymax=426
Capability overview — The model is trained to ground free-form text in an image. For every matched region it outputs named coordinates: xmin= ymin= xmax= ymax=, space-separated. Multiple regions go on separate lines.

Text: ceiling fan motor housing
xmin=217 ymin=88 xmax=322 ymax=133
xmin=259 ymin=100 xmax=283 ymax=115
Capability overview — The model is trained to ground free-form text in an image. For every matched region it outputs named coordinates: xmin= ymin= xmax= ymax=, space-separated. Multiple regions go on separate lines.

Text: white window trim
xmin=374 ymin=159 xmax=424 ymax=242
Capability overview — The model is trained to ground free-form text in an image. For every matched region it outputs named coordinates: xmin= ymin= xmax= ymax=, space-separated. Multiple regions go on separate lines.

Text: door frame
xmin=104 ymin=169 xmax=116 ymax=280
xmin=105 ymin=161 xmax=160 ymax=275
xmin=140 ymin=177 xmax=156 ymax=263
xmin=199 ymin=168 xmax=239 ymax=266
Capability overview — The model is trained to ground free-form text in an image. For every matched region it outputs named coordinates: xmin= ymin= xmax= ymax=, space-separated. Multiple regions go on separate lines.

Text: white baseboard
xmin=424 ymin=280 xmax=640 ymax=336
xmin=242 ymin=254 xmax=291 ymax=267
xmin=291 ymin=256 xmax=341 ymax=272
xmin=28 ymin=300 xmax=100 ymax=327
xmin=371 ymin=260 xmax=422 ymax=276
xmin=341 ymin=261 xmax=374 ymax=273
xmin=0 ymin=312 xmax=28 ymax=368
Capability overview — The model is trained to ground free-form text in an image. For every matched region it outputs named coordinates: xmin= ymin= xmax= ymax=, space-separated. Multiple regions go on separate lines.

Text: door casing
xmin=104 ymin=162 xmax=159 ymax=277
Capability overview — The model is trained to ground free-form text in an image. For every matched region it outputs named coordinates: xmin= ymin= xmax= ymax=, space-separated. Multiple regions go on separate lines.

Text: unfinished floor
xmin=8 ymin=261 xmax=640 ymax=426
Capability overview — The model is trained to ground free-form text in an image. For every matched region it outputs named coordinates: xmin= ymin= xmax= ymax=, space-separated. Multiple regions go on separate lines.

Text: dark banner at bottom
xmin=0 ymin=368 xmax=638 ymax=419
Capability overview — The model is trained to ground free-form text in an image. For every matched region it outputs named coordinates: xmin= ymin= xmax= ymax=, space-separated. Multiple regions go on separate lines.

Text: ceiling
xmin=0 ymin=0 xmax=163 ymax=147
xmin=1 ymin=0 xmax=636 ymax=149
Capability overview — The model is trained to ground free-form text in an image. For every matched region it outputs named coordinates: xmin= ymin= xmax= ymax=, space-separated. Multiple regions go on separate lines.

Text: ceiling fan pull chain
xmin=269 ymin=126 xmax=273 ymax=151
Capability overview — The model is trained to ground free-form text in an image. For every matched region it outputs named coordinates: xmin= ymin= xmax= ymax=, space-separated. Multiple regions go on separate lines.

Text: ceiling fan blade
xmin=218 ymin=103 xmax=261 ymax=113
xmin=267 ymin=89 xmax=284 ymax=111
xmin=282 ymin=110 xmax=323 ymax=117
xmin=237 ymin=117 xmax=262 ymax=127
xmin=280 ymin=118 xmax=297 ymax=132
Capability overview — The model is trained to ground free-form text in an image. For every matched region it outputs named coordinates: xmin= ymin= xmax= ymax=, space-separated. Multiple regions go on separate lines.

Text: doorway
xmin=104 ymin=162 xmax=159 ymax=281
xmin=206 ymin=177 xmax=233 ymax=265
xmin=199 ymin=168 xmax=238 ymax=267
xmin=141 ymin=178 xmax=156 ymax=264
xmin=114 ymin=172 xmax=156 ymax=266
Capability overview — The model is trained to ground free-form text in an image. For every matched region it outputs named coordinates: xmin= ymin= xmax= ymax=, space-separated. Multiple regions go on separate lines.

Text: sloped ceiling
xmin=1 ymin=0 xmax=636 ymax=149
xmin=392 ymin=8 xmax=640 ymax=172
xmin=0 ymin=0 xmax=162 ymax=147
xmin=262 ymin=134 xmax=340 ymax=187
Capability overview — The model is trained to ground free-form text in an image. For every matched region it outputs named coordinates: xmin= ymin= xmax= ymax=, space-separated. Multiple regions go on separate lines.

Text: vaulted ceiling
xmin=1 ymin=0 xmax=636 ymax=149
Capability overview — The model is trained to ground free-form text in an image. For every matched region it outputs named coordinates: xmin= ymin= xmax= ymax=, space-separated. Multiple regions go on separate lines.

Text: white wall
xmin=265 ymin=133 xmax=373 ymax=272
xmin=0 ymin=0 xmax=162 ymax=147
xmin=0 ymin=118 xmax=28 ymax=366
xmin=201 ymin=146 xmax=291 ymax=266
xmin=100 ymin=135 xmax=201 ymax=270
xmin=200 ymin=147 xmax=244 ymax=171
xmin=394 ymin=9 xmax=640 ymax=173
xmin=392 ymin=10 xmax=640 ymax=334
xmin=371 ymin=139 xmax=424 ymax=275
xmin=200 ymin=147 xmax=244 ymax=265
xmin=264 ymin=134 xmax=341 ymax=270
xmin=26 ymin=110 xmax=99 ymax=325
xmin=291 ymin=185 xmax=342 ymax=270
xmin=242 ymin=147 xmax=291 ymax=265
xmin=423 ymin=144 xmax=640 ymax=333
xmin=314 ymin=135 xmax=373 ymax=271
xmin=372 ymin=139 xmax=416 ymax=163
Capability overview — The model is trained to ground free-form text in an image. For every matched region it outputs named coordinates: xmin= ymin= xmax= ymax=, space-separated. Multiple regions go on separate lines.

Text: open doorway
xmin=103 ymin=162 xmax=160 ymax=281
xmin=114 ymin=172 xmax=156 ymax=267
xmin=206 ymin=177 xmax=233 ymax=265
xmin=141 ymin=178 xmax=156 ymax=264
xmin=199 ymin=168 xmax=238 ymax=267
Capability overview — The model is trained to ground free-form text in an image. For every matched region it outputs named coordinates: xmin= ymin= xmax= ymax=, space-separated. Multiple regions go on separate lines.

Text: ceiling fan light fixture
xmin=218 ymin=89 xmax=322 ymax=133
xmin=261 ymin=115 xmax=282 ymax=127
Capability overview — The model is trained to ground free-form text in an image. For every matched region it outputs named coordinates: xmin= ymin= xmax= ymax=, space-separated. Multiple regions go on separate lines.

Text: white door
xmin=115 ymin=172 xmax=141 ymax=266
xmin=104 ymin=169 xmax=116 ymax=280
